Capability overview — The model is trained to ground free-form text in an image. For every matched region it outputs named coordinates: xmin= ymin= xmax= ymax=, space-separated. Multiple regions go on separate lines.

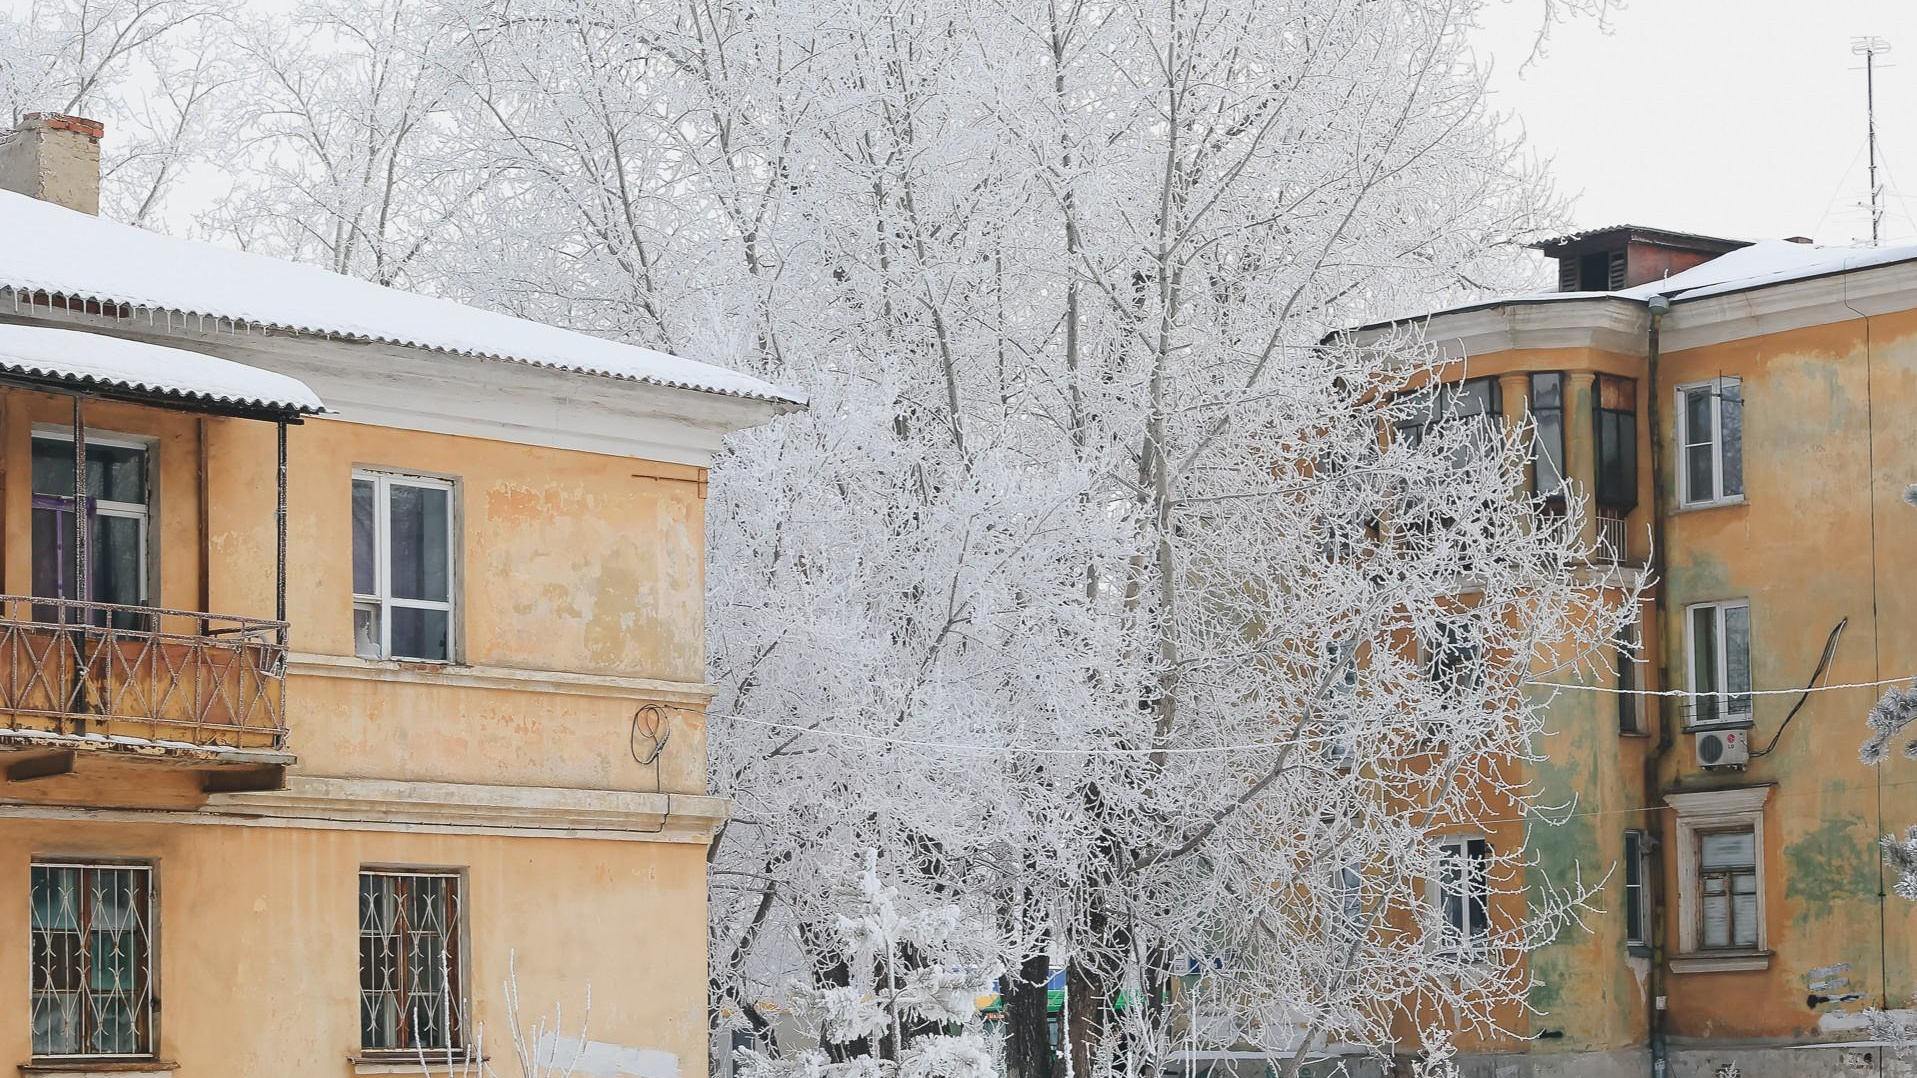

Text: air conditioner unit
xmin=1694 ymin=728 xmax=1749 ymax=769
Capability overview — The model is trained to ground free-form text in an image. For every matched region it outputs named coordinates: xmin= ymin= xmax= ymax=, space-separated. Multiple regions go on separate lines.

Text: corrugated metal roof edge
xmin=0 ymin=359 xmax=329 ymax=416
xmin=1 ymin=283 xmax=809 ymax=409
xmin=1329 ymin=249 xmax=1917 ymax=343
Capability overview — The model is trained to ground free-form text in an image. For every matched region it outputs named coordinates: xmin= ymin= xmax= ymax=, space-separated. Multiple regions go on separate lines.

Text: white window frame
xmin=353 ymin=469 xmax=458 ymax=663
xmin=1684 ymin=599 xmax=1752 ymax=728
xmin=1617 ymin=604 xmax=1648 ymax=735
xmin=1428 ymin=834 xmax=1491 ymax=960
xmin=31 ymin=429 xmax=155 ymax=608
xmin=1675 ymin=377 xmax=1744 ymax=509
xmin=1666 ymin=786 xmax=1771 ymax=972
xmin=1623 ymin=829 xmax=1650 ymax=948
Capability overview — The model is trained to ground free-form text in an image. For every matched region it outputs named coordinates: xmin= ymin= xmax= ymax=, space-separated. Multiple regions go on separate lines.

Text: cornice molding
xmin=207 ymin=776 xmax=728 ymax=841
xmin=0 ymin=777 xmax=728 ymax=843
xmin=286 ymin=652 xmax=715 ymax=705
xmin=1665 ymin=784 xmax=1773 ymax=817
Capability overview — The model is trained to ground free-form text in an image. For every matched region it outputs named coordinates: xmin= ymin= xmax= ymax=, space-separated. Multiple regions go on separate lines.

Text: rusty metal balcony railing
xmin=0 ymin=595 xmax=287 ymax=751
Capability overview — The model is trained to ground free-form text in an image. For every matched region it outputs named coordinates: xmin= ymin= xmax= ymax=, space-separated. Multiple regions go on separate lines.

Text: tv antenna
xmin=1852 ymin=36 xmax=1893 ymax=245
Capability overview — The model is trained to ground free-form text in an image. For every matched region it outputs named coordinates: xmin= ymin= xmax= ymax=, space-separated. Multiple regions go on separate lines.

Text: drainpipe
xmin=1643 ymin=294 xmax=1672 ymax=1078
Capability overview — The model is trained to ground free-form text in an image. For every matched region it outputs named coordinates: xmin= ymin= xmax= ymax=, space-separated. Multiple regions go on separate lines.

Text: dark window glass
xmin=353 ymin=479 xmax=377 ymax=595
xmin=390 ymin=608 xmax=450 ymax=663
xmin=1719 ymin=382 xmax=1744 ymax=498
xmin=1530 ymin=373 xmax=1565 ymax=501
xmin=1594 ymin=375 xmax=1638 ymax=510
xmin=389 ymin=485 xmax=450 ymax=604
xmin=1624 ymin=831 xmax=1647 ymax=945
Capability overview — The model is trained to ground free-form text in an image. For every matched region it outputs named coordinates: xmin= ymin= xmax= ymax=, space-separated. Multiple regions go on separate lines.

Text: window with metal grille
xmin=30 ymin=862 xmax=155 ymax=1058
xmin=359 ymin=870 xmax=464 ymax=1052
xmin=1697 ymin=829 xmax=1759 ymax=950
xmin=1623 ymin=830 xmax=1650 ymax=947
xmin=352 ymin=471 xmax=457 ymax=662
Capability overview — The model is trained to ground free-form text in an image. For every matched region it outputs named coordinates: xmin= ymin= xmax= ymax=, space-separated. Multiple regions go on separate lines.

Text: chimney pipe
xmin=0 ymin=113 xmax=104 ymax=215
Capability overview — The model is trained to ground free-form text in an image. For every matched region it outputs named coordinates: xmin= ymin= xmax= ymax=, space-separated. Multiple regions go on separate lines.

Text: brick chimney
xmin=0 ymin=113 xmax=104 ymax=215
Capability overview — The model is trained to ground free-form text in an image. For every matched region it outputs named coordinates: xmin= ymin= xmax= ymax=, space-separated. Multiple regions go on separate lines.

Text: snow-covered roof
xmin=0 ymin=190 xmax=802 ymax=407
xmin=0 ymin=323 xmax=325 ymax=416
xmin=1355 ymin=236 xmax=1917 ymax=334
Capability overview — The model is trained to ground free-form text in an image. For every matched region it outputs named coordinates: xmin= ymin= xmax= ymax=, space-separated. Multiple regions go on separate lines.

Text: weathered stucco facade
xmin=0 ymin=115 xmax=796 ymax=1077
xmin=1355 ymin=228 xmax=1917 ymax=1078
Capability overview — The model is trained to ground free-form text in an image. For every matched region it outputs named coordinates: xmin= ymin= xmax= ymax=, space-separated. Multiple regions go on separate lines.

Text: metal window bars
xmin=0 ymin=594 xmax=287 ymax=749
xmin=30 ymin=862 xmax=155 ymax=1058
xmin=359 ymin=871 xmax=464 ymax=1053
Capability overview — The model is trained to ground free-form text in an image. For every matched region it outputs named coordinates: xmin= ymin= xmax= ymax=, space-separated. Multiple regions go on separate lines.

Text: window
xmin=1687 ymin=600 xmax=1751 ymax=727
xmin=30 ymin=861 xmax=155 ymax=1058
xmin=31 ymin=434 xmax=151 ymax=626
xmin=359 ymin=870 xmax=464 ymax=1053
xmin=1568 ymin=248 xmax=1625 ymax=292
xmin=1425 ymin=618 xmax=1483 ymax=698
xmin=1529 ymin=373 xmax=1566 ymax=506
xmin=1594 ymin=375 xmax=1637 ymax=511
xmin=1334 ymin=864 xmax=1365 ymax=937
xmin=1394 ymin=377 xmax=1502 ymax=466
xmin=1617 ymin=607 xmax=1647 ymax=735
xmin=1666 ymin=785 xmax=1769 ymax=970
xmin=353 ymin=471 xmax=456 ymax=662
xmin=1434 ymin=836 xmax=1491 ymax=957
xmin=1322 ymin=637 xmax=1359 ymax=765
xmin=1623 ymin=830 xmax=1651 ymax=947
xmin=1677 ymin=378 xmax=1743 ymax=507
xmin=1697 ymin=829 xmax=1759 ymax=950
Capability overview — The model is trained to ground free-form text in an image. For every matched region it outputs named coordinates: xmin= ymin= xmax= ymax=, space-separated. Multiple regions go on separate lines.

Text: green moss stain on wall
xmin=1784 ymin=811 xmax=1878 ymax=931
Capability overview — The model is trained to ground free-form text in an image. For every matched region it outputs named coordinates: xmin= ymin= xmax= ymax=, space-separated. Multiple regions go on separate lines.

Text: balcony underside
xmin=0 ymin=727 xmax=292 ymax=791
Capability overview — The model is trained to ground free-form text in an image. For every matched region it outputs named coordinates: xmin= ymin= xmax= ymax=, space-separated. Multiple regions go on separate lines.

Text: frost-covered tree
xmin=1861 ymin=687 xmax=1917 ymax=901
xmin=175 ymin=0 xmax=1633 ymax=1074
xmin=0 ymin=0 xmax=234 ymax=224
xmin=733 ymin=851 xmax=997 ymax=1078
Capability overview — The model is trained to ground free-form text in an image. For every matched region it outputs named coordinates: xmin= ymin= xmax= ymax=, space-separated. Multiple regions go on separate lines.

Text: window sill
xmin=20 ymin=1062 xmax=179 ymax=1077
xmin=1672 ymin=496 xmax=1747 ymax=515
xmin=350 ymin=1054 xmax=486 ymax=1075
xmin=1626 ymin=943 xmax=1652 ymax=958
xmin=1669 ymin=949 xmax=1772 ymax=974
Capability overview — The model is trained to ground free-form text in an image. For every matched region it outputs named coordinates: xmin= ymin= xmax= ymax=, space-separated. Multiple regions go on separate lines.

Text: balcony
xmin=0 ymin=596 xmax=290 ymax=788
xmin=1595 ymin=511 xmax=1629 ymax=565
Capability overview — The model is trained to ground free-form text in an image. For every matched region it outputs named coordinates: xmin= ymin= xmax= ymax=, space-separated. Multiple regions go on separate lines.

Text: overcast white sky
xmin=1474 ymin=0 xmax=1917 ymax=247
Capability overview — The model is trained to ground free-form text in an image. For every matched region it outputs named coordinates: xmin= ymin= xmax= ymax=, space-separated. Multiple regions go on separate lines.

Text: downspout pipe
xmin=1643 ymin=293 xmax=1672 ymax=1078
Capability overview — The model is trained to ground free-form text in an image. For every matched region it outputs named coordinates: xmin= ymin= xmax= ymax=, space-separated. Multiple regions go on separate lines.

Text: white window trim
xmin=353 ymin=469 xmax=459 ymax=663
xmin=1684 ymin=599 xmax=1752 ymax=729
xmin=1675 ymin=377 xmax=1744 ymax=509
xmin=31 ymin=428 xmax=157 ymax=607
xmin=1666 ymin=785 xmax=1772 ymax=972
xmin=1623 ymin=829 xmax=1650 ymax=947
xmin=1427 ymin=833 xmax=1491 ymax=961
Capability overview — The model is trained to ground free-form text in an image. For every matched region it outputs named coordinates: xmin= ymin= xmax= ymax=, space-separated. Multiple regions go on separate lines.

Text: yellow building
xmin=1350 ymin=226 xmax=1917 ymax=1077
xmin=0 ymin=114 xmax=799 ymax=1076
